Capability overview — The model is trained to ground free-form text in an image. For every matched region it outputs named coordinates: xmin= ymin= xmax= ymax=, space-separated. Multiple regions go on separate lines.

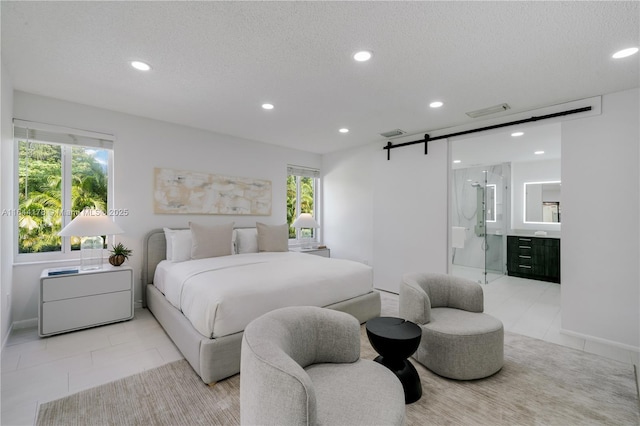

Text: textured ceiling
xmin=2 ymin=1 xmax=638 ymax=154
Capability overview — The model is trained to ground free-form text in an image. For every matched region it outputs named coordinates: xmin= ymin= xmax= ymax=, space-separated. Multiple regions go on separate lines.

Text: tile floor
xmin=2 ymin=274 xmax=638 ymax=426
xmin=481 ymin=275 xmax=638 ymax=366
xmin=1 ymin=309 xmax=183 ymax=426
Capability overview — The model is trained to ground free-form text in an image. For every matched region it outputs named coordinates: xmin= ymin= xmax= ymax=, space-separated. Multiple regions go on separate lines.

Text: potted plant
xmin=109 ymin=242 xmax=132 ymax=266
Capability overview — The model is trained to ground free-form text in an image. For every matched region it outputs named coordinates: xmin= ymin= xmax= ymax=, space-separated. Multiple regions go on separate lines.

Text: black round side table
xmin=366 ymin=316 xmax=422 ymax=404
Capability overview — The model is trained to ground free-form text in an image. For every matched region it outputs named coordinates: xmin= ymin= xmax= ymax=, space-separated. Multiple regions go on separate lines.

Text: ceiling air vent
xmin=466 ymin=103 xmax=510 ymax=118
xmin=380 ymin=129 xmax=406 ymax=138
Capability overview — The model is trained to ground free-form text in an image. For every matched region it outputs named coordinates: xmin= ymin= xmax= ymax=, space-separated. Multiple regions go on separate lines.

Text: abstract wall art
xmin=154 ymin=167 xmax=272 ymax=215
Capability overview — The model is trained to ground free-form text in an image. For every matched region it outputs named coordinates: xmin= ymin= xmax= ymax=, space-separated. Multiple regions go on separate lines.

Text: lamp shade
xmin=292 ymin=213 xmax=319 ymax=229
xmin=58 ymin=209 xmax=124 ymax=237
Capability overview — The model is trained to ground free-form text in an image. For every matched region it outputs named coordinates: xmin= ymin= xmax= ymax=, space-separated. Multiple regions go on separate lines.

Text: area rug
xmin=36 ymin=330 xmax=639 ymax=426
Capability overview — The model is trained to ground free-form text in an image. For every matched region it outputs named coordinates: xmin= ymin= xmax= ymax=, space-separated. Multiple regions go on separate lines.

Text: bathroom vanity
xmin=507 ymin=235 xmax=560 ymax=283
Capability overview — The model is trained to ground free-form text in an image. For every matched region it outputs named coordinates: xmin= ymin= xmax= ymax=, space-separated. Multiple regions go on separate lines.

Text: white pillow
xmin=163 ymin=228 xmax=192 ymax=262
xmin=235 ymin=228 xmax=259 ymax=254
xmin=190 ymin=222 xmax=235 ymax=259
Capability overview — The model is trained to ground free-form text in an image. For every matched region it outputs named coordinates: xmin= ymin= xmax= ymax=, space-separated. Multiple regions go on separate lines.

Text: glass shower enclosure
xmin=450 ymin=163 xmax=509 ymax=284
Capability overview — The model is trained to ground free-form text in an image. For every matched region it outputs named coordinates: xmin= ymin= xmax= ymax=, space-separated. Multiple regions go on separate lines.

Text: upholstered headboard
xmin=142 ymin=228 xmax=174 ymax=288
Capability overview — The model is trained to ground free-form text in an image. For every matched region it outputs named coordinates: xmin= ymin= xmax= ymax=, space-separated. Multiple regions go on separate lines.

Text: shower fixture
xmin=472 ymin=183 xmax=486 ymax=237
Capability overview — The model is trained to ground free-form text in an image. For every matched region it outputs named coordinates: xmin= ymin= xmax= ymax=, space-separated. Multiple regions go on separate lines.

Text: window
xmin=286 ymin=165 xmax=320 ymax=241
xmin=13 ymin=120 xmax=114 ymax=257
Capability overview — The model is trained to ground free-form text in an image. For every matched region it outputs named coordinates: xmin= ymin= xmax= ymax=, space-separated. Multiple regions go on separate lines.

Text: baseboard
xmin=634 ymin=365 xmax=639 ymax=400
xmin=12 ymin=317 xmax=38 ymax=330
xmin=1 ymin=318 xmax=36 ymax=352
xmin=1 ymin=322 xmax=14 ymax=351
xmin=560 ymin=328 xmax=640 ymax=354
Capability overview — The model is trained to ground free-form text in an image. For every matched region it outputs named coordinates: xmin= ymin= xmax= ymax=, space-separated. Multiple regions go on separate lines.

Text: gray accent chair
xmin=399 ymin=272 xmax=504 ymax=380
xmin=240 ymin=306 xmax=406 ymax=426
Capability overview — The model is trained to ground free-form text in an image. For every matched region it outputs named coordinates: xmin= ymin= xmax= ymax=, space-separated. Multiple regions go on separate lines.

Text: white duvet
xmin=153 ymin=252 xmax=373 ymax=338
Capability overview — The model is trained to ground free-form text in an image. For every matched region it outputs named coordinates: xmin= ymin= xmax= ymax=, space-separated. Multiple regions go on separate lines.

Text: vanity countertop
xmin=508 ymin=232 xmax=561 ymax=239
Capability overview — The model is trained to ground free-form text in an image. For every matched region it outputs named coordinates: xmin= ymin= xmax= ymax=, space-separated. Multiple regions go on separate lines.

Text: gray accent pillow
xmin=256 ymin=222 xmax=288 ymax=252
xmin=190 ymin=222 xmax=234 ymax=259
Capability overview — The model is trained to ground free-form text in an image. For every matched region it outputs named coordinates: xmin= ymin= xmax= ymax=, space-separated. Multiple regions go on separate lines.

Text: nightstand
xmin=39 ymin=265 xmax=134 ymax=337
xmin=290 ymin=247 xmax=330 ymax=258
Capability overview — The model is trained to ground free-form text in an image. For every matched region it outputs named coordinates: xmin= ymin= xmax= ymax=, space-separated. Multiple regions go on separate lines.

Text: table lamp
xmin=58 ymin=209 xmax=124 ymax=270
xmin=292 ymin=213 xmax=319 ymax=249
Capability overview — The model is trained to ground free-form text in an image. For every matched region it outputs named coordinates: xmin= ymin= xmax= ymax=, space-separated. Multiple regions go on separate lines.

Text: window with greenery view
xmin=287 ymin=166 xmax=319 ymax=240
xmin=14 ymin=123 xmax=113 ymax=255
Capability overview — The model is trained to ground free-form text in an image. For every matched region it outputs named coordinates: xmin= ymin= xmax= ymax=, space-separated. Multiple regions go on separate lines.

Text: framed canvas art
xmin=154 ymin=168 xmax=272 ymax=215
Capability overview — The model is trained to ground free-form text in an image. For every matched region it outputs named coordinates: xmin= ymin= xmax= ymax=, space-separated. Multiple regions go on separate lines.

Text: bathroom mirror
xmin=486 ymin=184 xmax=496 ymax=222
xmin=524 ymin=181 xmax=561 ymax=223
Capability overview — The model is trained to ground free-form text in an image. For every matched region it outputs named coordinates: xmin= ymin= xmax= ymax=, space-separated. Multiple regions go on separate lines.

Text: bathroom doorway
xmin=448 ymin=122 xmax=561 ymax=284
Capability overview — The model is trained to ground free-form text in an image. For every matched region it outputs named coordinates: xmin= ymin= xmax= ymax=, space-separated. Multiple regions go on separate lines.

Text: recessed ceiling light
xmin=339 ymin=128 xmax=349 ymax=133
xmin=511 ymin=132 xmax=524 ymax=137
xmin=353 ymin=50 xmax=372 ymax=62
xmin=130 ymin=61 xmax=151 ymax=71
xmin=261 ymin=103 xmax=274 ymax=110
xmin=453 ymin=160 xmax=461 ymax=164
xmin=535 ymin=151 xmax=545 ymax=155
xmin=612 ymin=47 xmax=639 ymax=59
xmin=430 ymin=101 xmax=444 ymax=108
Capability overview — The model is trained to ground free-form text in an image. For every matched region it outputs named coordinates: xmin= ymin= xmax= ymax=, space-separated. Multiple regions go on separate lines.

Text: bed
xmin=142 ymin=226 xmax=381 ymax=384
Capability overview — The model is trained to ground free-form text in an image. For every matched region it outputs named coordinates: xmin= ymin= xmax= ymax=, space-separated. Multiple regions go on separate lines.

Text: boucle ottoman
xmin=419 ymin=307 xmax=503 ymax=380
xmin=399 ymin=272 xmax=504 ymax=380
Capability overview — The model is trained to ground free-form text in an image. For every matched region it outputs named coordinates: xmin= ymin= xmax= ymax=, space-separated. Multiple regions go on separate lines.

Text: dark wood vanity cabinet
xmin=507 ymin=236 xmax=560 ymax=283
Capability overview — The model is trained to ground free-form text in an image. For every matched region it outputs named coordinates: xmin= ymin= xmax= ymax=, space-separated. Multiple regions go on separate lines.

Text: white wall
xmin=561 ymin=88 xmax=639 ymax=349
xmin=9 ymin=91 xmax=321 ymax=324
xmin=322 ymin=143 xmax=375 ymax=266
xmin=1 ymin=60 xmax=14 ymax=345
xmin=511 ymin=159 xmax=561 ymax=232
xmin=324 ymin=137 xmax=448 ymax=294
xmin=373 ymin=140 xmax=448 ymax=292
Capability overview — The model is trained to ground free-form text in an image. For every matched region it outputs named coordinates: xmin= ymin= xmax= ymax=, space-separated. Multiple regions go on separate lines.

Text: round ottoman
xmin=419 ymin=308 xmax=504 ymax=380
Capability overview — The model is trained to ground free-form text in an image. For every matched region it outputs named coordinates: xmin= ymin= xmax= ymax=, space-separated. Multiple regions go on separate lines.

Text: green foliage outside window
xmin=17 ymin=141 xmax=109 ymax=253
xmin=287 ymin=175 xmax=296 ymax=238
xmin=287 ymin=174 xmax=315 ymax=238
xmin=18 ymin=141 xmax=62 ymax=252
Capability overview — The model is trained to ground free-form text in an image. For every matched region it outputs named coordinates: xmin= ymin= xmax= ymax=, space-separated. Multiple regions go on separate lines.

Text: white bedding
xmin=153 ymin=252 xmax=373 ymax=338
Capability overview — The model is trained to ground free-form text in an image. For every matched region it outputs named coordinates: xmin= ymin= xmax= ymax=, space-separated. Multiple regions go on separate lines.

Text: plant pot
xmin=109 ymin=254 xmax=126 ymax=266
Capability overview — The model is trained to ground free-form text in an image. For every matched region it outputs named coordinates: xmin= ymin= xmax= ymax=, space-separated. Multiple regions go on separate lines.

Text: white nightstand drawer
xmin=41 ymin=290 xmax=133 ymax=335
xmin=42 ymin=269 xmax=132 ymax=302
xmin=39 ymin=265 xmax=134 ymax=336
